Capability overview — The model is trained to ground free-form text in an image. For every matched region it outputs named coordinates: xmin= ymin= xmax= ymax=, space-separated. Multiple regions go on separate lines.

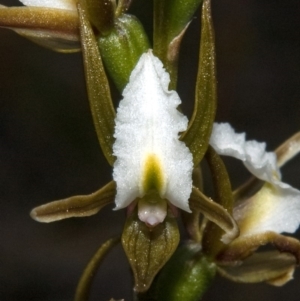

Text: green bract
xmin=78 ymin=1 xmax=116 ymax=165
xmin=97 ymin=14 xmax=150 ymax=91
xmin=122 ymin=210 xmax=180 ymax=292
xmin=180 ymin=0 xmax=216 ymax=167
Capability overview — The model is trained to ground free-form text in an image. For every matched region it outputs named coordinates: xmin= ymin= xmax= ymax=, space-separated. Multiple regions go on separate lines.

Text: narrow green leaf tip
xmin=181 ymin=0 xmax=217 ymax=167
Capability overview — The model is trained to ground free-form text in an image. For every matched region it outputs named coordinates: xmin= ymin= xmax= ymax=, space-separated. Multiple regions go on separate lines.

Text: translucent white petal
xmin=209 ymin=122 xmax=280 ymax=183
xmin=113 ymin=51 xmax=193 ymax=212
xmin=20 ymin=0 xmax=76 ymax=10
xmin=234 ymin=183 xmax=300 ymax=236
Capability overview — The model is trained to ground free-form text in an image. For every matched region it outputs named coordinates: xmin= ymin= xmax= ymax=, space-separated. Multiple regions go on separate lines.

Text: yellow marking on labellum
xmin=142 ymin=154 xmax=165 ymax=195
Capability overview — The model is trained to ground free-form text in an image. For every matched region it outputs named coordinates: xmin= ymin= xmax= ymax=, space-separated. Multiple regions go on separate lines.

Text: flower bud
xmin=97 ymin=14 xmax=150 ymax=91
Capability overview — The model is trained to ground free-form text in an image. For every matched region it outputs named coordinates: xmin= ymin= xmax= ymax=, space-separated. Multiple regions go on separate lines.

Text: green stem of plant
xmin=153 ymin=0 xmax=203 ymax=89
xmin=74 ymin=237 xmax=120 ymax=301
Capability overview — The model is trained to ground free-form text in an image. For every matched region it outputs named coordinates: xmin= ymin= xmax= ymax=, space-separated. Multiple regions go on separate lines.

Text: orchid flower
xmin=205 ymin=123 xmax=300 ymax=286
xmin=30 ymin=51 xmax=238 ymax=292
xmin=210 ymin=123 xmax=300 ymax=239
xmin=28 ymin=0 xmax=241 ymax=292
xmin=2 ymin=0 xmax=300 ymax=299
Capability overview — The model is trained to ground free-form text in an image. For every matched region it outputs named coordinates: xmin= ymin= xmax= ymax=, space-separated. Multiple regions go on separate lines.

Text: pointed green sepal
xmin=30 ymin=181 xmax=116 ymax=222
xmin=78 ymin=2 xmax=116 ymax=165
xmin=181 ymin=0 xmax=217 ymax=166
xmin=153 ymin=243 xmax=216 ymax=301
xmin=122 ymin=211 xmax=179 ymax=292
xmin=97 ymin=14 xmax=150 ymax=91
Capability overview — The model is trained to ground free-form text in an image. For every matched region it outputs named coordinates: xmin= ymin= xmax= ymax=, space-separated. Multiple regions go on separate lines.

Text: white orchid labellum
xmin=113 ymin=51 xmax=193 ymax=226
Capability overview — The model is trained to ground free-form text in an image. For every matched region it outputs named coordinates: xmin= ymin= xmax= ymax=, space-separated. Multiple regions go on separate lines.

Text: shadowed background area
xmin=0 ymin=0 xmax=300 ymax=300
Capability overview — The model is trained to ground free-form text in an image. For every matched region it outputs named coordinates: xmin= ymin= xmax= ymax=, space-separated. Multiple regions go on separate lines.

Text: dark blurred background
xmin=0 ymin=0 xmax=300 ymax=300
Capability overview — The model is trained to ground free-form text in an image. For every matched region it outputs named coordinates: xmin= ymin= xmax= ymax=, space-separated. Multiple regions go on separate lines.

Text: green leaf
xmin=181 ymin=0 xmax=217 ymax=166
xmin=154 ymin=243 xmax=216 ymax=301
xmin=97 ymin=14 xmax=150 ymax=91
xmin=78 ymin=2 xmax=116 ymax=165
xmin=75 ymin=237 xmax=120 ymax=301
xmin=122 ymin=211 xmax=179 ymax=292
xmin=30 ymin=181 xmax=116 ymax=223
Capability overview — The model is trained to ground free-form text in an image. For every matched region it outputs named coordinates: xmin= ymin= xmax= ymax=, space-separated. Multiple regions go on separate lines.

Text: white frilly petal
xmin=210 ymin=122 xmax=300 ymax=236
xmin=113 ymin=51 xmax=193 ymax=212
xmin=19 ymin=0 xmax=77 ymax=10
xmin=209 ymin=123 xmax=280 ymax=183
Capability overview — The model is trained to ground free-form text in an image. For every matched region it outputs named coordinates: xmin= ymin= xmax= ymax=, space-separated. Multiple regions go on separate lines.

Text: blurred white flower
xmin=210 ymin=122 xmax=300 ymax=237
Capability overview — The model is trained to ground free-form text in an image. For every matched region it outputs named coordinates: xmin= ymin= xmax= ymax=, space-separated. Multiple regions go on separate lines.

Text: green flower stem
xmin=153 ymin=0 xmax=203 ymax=89
xmin=74 ymin=237 xmax=120 ymax=301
